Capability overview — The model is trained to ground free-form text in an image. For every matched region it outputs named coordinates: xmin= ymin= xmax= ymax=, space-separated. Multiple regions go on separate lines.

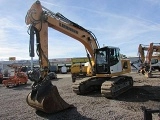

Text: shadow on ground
xmin=77 ymin=85 xmax=160 ymax=103
xmin=116 ymin=85 xmax=160 ymax=102
xmin=35 ymin=107 xmax=92 ymax=120
xmin=51 ymin=78 xmax=63 ymax=81
xmin=10 ymin=83 xmax=32 ymax=90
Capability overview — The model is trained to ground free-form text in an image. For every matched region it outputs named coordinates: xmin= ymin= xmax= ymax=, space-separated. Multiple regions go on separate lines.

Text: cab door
xmin=109 ymin=48 xmax=122 ymax=73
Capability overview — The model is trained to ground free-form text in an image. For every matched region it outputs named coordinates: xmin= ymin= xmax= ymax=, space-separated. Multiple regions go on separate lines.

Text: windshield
xmin=96 ymin=50 xmax=108 ymax=65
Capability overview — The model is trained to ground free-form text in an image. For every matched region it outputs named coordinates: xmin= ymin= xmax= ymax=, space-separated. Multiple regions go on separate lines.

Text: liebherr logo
xmin=59 ymin=23 xmax=78 ymax=34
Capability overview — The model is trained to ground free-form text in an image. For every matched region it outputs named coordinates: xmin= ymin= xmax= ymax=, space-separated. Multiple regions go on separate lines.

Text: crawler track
xmin=72 ymin=77 xmax=106 ymax=95
xmin=72 ymin=76 xmax=133 ymax=98
xmin=101 ymin=76 xmax=133 ymax=98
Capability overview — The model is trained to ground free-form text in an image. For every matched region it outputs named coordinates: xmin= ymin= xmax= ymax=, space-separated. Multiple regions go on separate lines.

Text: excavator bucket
xmin=26 ymin=80 xmax=71 ymax=113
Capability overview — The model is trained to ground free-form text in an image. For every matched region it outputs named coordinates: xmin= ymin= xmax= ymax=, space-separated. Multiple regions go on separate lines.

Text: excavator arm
xmin=138 ymin=44 xmax=149 ymax=63
xmin=25 ymin=0 xmax=100 ymax=113
xmin=146 ymin=43 xmax=160 ymax=64
xmin=138 ymin=43 xmax=160 ymax=65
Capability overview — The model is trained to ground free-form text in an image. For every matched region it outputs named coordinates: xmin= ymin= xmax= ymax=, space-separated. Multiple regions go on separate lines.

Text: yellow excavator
xmin=25 ymin=0 xmax=133 ymax=113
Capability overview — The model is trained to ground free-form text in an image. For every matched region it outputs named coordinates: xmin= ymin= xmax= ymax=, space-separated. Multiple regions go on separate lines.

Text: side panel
xmin=121 ymin=59 xmax=131 ymax=73
xmin=110 ymin=61 xmax=122 ymax=73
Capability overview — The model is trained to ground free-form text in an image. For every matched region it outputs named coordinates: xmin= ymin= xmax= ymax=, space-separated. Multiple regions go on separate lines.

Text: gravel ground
xmin=0 ymin=72 xmax=160 ymax=120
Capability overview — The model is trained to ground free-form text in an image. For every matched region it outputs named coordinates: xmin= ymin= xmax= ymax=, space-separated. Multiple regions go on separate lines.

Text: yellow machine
xmin=138 ymin=43 xmax=160 ymax=77
xmin=70 ymin=57 xmax=92 ymax=82
xmin=25 ymin=1 xmax=133 ymax=113
xmin=71 ymin=63 xmax=88 ymax=82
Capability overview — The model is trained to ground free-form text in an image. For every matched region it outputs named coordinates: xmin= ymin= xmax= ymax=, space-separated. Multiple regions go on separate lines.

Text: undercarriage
xmin=72 ymin=76 xmax=133 ymax=98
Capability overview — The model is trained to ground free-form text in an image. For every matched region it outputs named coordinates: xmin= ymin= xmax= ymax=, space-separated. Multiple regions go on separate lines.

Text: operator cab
xmin=95 ymin=46 xmax=122 ymax=74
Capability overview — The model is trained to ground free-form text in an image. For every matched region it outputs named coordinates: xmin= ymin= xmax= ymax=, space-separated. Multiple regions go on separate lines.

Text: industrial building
xmin=0 ymin=57 xmax=140 ymax=73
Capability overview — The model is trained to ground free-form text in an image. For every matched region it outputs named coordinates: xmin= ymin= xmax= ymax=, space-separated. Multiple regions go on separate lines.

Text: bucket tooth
xmin=26 ymin=83 xmax=71 ymax=113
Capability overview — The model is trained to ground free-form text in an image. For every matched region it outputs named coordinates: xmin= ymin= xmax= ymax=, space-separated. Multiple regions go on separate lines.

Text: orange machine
xmin=2 ymin=65 xmax=28 ymax=87
xmin=25 ymin=1 xmax=133 ymax=113
xmin=138 ymin=43 xmax=160 ymax=77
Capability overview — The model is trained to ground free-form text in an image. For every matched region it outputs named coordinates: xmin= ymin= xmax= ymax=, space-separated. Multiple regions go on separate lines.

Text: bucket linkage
xmin=27 ymin=69 xmax=71 ymax=113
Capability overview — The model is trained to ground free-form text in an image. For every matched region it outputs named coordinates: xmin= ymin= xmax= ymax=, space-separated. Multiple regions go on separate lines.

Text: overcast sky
xmin=0 ymin=0 xmax=160 ymax=60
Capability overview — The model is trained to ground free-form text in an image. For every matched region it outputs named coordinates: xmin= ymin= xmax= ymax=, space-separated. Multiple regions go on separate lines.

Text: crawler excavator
xmin=25 ymin=0 xmax=133 ymax=113
xmin=138 ymin=43 xmax=160 ymax=77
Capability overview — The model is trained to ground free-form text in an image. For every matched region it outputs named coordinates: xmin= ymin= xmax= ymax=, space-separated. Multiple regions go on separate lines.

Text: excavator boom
xmin=25 ymin=0 xmax=100 ymax=113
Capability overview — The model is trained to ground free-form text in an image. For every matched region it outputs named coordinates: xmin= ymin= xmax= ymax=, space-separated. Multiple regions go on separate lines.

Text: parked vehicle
xmin=2 ymin=65 xmax=28 ymax=87
xmin=61 ymin=65 xmax=67 ymax=74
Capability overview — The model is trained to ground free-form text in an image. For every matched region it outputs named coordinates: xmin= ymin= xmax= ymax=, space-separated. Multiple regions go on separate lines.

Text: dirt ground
xmin=0 ymin=72 xmax=160 ymax=120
